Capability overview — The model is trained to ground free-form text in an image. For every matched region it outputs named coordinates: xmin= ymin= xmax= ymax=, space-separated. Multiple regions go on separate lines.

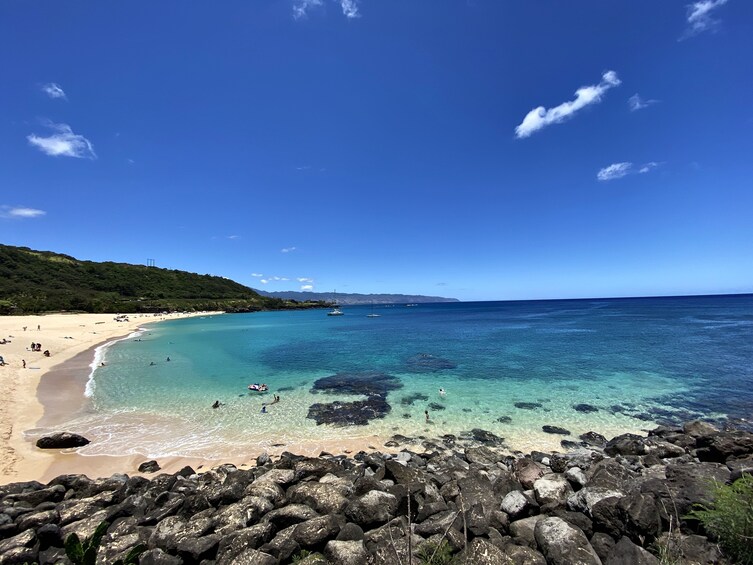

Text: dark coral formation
xmin=307 ymin=372 xmax=403 ymax=426
xmin=405 ymin=353 xmax=457 ymax=372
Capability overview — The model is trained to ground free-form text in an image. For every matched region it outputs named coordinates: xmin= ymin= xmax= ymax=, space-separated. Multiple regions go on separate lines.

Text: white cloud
xmin=227 ymin=235 xmax=240 ymax=240
xmin=301 ymin=284 xmax=314 ymax=291
xmin=260 ymin=279 xmax=269 ymax=284
xmin=251 ymin=273 xmax=264 ymax=277
xmin=0 ymin=206 xmax=47 ymax=219
xmin=293 ymin=0 xmax=359 ymax=20
xmin=297 ymin=277 xmax=314 ymax=283
xmin=339 ymin=0 xmax=360 ymax=18
xmin=628 ymin=93 xmax=658 ymax=112
xmin=293 ymin=0 xmax=322 ymax=19
xmin=41 ymin=83 xmax=67 ymax=100
xmin=270 ymin=276 xmax=290 ymax=281
xmin=597 ymin=162 xmax=633 ymax=181
xmin=281 ymin=247 xmax=297 ymax=253
xmin=515 ymin=71 xmax=621 ymax=139
xmin=27 ymin=122 xmax=96 ymax=159
xmin=597 ymin=161 xmax=662 ymax=181
xmin=683 ymin=0 xmax=728 ymax=38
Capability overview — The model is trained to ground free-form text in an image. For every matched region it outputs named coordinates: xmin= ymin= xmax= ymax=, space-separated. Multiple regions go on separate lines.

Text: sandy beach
xmin=0 ymin=312 xmax=402 ymax=485
xmin=0 ymin=312 xmax=223 ymax=484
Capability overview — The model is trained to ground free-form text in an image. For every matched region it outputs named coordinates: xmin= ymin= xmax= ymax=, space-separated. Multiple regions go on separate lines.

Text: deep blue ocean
xmin=54 ymin=295 xmax=753 ymax=459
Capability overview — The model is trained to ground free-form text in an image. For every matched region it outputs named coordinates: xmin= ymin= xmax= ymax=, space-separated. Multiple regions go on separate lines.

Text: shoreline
xmin=2 ymin=310 xmax=657 ymax=485
xmin=0 ymin=312 xmax=222 ymax=485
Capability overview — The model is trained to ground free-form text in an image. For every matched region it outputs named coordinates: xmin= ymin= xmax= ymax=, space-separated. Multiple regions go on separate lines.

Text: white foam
xmin=85 ymin=328 xmax=147 ymax=398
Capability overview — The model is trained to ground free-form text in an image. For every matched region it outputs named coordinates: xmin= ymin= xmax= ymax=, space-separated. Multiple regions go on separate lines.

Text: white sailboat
xmin=366 ymin=301 xmax=381 ymax=317
xmin=327 ymin=290 xmax=344 ymax=316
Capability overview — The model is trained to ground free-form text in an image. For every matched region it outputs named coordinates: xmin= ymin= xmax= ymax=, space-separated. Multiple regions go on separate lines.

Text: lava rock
xmin=35 ymin=432 xmax=90 ymax=449
xmin=543 ymin=426 xmax=571 ymax=435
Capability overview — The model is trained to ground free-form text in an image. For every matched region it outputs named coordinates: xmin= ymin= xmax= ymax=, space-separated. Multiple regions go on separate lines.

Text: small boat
xmin=248 ymin=383 xmax=269 ymax=392
xmin=366 ymin=302 xmax=381 ymax=317
xmin=328 ymin=290 xmax=344 ymax=316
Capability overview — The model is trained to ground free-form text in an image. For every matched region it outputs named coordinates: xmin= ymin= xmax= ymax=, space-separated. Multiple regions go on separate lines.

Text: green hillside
xmin=0 ymin=245 xmax=322 ymax=314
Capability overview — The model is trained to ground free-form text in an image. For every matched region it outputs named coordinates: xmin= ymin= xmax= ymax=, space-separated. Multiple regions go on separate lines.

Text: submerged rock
xmin=543 ymin=425 xmax=571 ymax=435
xmin=405 ymin=353 xmax=457 ymax=372
xmin=573 ymin=403 xmax=599 ymax=413
xmin=515 ymin=402 xmax=543 ymax=410
xmin=310 ymin=372 xmax=402 ymax=397
xmin=307 ymin=396 xmax=393 ymax=426
xmin=399 ymin=393 xmax=429 ymax=406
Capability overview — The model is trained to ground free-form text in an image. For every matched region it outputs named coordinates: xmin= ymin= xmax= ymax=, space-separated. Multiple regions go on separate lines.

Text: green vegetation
xmin=417 ymin=540 xmax=455 ymax=564
xmin=63 ymin=520 xmax=145 ymax=564
xmin=687 ymin=475 xmax=753 ymax=564
xmin=0 ymin=244 xmax=326 ymax=314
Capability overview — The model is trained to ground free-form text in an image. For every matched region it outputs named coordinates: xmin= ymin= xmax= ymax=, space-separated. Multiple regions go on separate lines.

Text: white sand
xmin=0 ymin=312 xmax=403 ymax=484
xmin=0 ymin=312 xmax=220 ymax=484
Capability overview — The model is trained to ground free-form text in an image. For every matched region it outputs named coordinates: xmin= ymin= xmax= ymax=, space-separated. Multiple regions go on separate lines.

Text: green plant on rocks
xmin=291 ymin=549 xmax=328 ymax=563
xmin=64 ymin=520 xmax=145 ymax=565
xmin=417 ymin=540 xmax=455 ymax=565
xmin=687 ymin=474 xmax=753 ymax=565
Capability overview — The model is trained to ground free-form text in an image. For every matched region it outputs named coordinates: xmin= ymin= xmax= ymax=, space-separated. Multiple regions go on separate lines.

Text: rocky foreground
xmin=1 ymin=421 xmax=752 ymax=564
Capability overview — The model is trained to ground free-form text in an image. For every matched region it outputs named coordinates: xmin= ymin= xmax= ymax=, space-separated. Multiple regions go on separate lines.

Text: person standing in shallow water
xmin=425 ymin=410 xmax=430 ymax=422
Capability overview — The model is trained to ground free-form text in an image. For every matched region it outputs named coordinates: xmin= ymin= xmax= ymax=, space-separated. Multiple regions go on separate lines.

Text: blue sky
xmin=2 ymin=1 xmax=752 ymax=301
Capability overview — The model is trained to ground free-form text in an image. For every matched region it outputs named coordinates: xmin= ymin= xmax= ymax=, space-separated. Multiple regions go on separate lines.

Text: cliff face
xmin=2 ymin=421 xmax=751 ymax=564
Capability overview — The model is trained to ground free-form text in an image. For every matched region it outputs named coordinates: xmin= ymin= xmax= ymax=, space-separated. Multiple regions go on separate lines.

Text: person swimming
xmin=439 ymin=388 xmax=446 ymax=397
xmin=212 ymin=400 xmax=223 ymax=409
xmin=261 ymin=405 xmax=267 ymax=413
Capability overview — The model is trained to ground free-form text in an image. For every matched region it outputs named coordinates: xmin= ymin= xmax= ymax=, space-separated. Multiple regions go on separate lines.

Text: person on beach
xmin=22 ymin=360 xmax=26 ymax=369
xmin=0 ymin=356 xmax=5 ymax=366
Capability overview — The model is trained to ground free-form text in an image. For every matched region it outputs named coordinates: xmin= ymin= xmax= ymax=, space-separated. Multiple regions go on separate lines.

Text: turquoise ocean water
xmin=46 ymin=295 xmax=753 ymax=459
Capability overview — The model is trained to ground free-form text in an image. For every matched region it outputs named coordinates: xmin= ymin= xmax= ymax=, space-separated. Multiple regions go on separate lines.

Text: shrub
xmin=687 ymin=474 xmax=753 ymax=564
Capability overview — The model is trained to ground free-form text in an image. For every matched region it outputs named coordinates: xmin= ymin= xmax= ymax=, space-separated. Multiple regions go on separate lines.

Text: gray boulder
xmin=533 ymin=474 xmax=573 ymax=506
xmin=534 ymin=516 xmax=602 ymax=565
xmin=604 ymin=536 xmax=658 ymax=564
xmin=345 ymin=490 xmax=397 ymax=527
xmin=323 ymin=540 xmax=369 ymax=565
xmin=455 ymin=538 xmax=509 ymax=564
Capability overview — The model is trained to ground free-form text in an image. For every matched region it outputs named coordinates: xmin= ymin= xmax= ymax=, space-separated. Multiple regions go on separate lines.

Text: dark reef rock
xmin=428 ymin=402 xmax=445 ymax=411
xmin=310 ymin=372 xmax=402 ymax=397
xmin=543 ymin=426 xmax=571 ymax=435
xmin=460 ymin=429 xmax=505 ymax=446
xmin=405 ymin=353 xmax=457 ymax=372
xmin=580 ymin=431 xmax=608 ymax=447
xmin=307 ymin=396 xmax=392 ymax=426
xmin=515 ymin=402 xmax=543 ymax=410
xmin=573 ymin=403 xmax=599 ymax=413
xmin=138 ymin=460 xmax=161 ymax=473
xmin=496 ymin=416 xmax=513 ymax=424
xmin=399 ymin=393 xmax=429 ymax=406
xmin=35 ymin=432 xmax=90 ymax=449
xmin=307 ymin=372 xmax=402 ymax=426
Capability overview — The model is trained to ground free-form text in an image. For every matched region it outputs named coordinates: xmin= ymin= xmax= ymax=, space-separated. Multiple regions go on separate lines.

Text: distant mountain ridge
xmin=257 ymin=290 xmax=459 ymax=305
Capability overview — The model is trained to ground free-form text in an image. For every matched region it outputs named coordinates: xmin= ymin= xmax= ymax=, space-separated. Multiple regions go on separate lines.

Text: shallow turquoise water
xmin=50 ymin=295 xmax=753 ymax=458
